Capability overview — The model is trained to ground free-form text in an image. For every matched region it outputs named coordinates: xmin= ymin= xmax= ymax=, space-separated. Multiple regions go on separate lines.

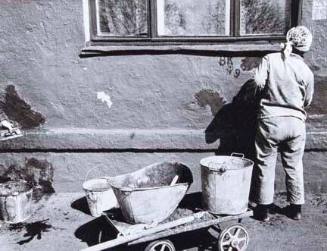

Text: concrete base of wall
xmin=0 ymin=151 xmax=325 ymax=194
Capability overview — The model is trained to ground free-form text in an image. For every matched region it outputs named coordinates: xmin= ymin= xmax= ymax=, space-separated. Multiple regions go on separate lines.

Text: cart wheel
xmin=218 ymin=224 xmax=249 ymax=251
xmin=144 ymin=239 xmax=176 ymax=251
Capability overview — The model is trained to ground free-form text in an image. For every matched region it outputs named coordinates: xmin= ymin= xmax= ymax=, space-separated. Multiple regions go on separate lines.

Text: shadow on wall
xmin=205 ymin=79 xmax=262 ymax=160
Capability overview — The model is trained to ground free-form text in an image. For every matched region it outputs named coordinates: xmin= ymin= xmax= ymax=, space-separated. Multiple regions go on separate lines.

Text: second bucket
xmin=200 ymin=153 xmax=254 ymax=215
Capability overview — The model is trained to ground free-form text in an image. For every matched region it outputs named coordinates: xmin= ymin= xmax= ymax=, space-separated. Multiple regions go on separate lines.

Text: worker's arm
xmin=254 ymin=56 xmax=269 ymax=89
xmin=304 ymin=72 xmax=314 ymax=107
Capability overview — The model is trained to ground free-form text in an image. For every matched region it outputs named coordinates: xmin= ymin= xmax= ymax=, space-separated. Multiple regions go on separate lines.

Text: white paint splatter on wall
xmin=97 ymin=91 xmax=113 ymax=109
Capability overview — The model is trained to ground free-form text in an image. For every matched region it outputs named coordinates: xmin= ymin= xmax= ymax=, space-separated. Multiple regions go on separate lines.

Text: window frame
xmin=86 ymin=0 xmax=302 ymax=47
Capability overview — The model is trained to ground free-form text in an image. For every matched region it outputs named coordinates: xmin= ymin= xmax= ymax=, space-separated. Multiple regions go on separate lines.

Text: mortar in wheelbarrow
xmin=107 ymin=162 xmax=193 ymax=224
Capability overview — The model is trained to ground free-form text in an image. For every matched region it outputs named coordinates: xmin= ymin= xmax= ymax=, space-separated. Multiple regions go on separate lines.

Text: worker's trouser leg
xmin=281 ymin=132 xmax=306 ymax=205
xmin=254 ymin=117 xmax=306 ymax=205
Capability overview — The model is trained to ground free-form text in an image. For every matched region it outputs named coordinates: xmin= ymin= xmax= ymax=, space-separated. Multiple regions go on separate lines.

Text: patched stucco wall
xmin=0 ymin=0 xmax=326 ymax=193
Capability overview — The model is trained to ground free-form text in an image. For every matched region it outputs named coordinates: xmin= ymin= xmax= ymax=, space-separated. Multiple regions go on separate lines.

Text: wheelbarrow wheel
xmin=144 ymin=239 xmax=176 ymax=251
xmin=218 ymin=224 xmax=249 ymax=251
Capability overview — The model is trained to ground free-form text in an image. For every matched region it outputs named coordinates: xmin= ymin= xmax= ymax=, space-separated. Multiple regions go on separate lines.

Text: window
xmin=97 ymin=0 xmax=148 ymax=37
xmin=240 ymin=0 xmax=293 ymax=36
xmin=156 ymin=0 xmax=230 ymax=36
xmin=86 ymin=0 xmax=301 ymax=47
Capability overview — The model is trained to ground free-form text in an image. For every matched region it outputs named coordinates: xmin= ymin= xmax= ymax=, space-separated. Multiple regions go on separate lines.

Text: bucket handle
xmin=207 ymin=161 xmax=227 ymax=175
xmin=84 ymin=166 xmax=109 ymax=183
xmin=231 ymin=152 xmax=244 ymax=159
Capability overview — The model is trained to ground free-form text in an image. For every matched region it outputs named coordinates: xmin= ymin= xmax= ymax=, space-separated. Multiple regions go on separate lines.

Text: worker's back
xmin=256 ymin=52 xmax=314 ymax=121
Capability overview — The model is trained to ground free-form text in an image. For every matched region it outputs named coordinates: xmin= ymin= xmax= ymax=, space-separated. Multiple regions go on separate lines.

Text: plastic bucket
xmin=0 ymin=180 xmax=33 ymax=223
xmin=200 ymin=153 xmax=254 ymax=215
xmin=83 ymin=178 xmax=118 ymax=217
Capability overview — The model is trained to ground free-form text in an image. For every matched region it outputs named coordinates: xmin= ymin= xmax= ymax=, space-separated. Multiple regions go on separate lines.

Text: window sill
xmin=79 ymin=42 xmax=282 ymax=57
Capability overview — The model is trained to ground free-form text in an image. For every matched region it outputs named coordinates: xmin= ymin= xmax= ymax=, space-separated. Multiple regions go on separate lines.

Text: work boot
xmin=255 ymin=204 xmax=270 ymax=222
xmin=286 ymin=204 xmax=302 ymax=220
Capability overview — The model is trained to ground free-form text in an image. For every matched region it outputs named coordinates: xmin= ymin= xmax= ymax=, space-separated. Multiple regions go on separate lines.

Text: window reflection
xmin=157 ymin=0 xmax=230 ymax=36
xmin=240 ymin=0 xmax=291 ymax=35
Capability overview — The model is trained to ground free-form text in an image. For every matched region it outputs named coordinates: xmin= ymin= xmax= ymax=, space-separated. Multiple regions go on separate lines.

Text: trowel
xmin=0 ymin=127 xmax=23 ymax=141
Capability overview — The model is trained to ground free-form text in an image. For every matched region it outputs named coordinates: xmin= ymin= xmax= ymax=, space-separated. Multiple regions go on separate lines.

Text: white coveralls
xmin=253 ymin=52 xmax=314 ymax=205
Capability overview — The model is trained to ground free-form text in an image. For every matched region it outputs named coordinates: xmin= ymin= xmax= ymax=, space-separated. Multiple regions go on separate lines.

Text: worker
xmin=252 ymin=26 xmax=314 ymax=221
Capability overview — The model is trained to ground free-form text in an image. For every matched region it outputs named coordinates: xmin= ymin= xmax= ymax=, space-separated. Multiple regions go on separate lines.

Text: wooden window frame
xmin=83 ymin=0 xmax=303 ymax=54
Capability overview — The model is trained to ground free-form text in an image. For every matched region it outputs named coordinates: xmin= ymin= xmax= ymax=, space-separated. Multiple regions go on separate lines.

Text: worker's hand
xmin=0 ymin=120 xmax=13 ymax=133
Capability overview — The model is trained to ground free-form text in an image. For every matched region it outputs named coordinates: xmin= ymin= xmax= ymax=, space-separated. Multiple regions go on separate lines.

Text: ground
xmin=0 ymin=192 xmax=326 ymax=251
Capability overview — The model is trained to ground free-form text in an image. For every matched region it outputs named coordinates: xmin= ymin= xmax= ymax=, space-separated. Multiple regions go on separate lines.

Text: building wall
xmin=0 ymin=0 xmax=326 ymax=194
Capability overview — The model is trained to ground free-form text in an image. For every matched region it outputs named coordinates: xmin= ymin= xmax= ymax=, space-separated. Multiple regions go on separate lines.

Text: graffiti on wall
xmin=218 ymin=57 xmax=261 ymax=78
xmin=218 ymin=57 xmax=241 ymax=78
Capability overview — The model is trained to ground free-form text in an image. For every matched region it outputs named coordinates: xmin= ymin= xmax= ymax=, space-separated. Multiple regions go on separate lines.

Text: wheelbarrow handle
xmin=80 ymin=212 xmax=206 ymax=251
xmin=84 ymin=166 xmax=111 ymax=183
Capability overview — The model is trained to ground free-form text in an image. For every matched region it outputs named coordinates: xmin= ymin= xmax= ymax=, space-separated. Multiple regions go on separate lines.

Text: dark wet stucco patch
xmin=0 ymin=158 xmax=55 ymax=201
xmin=25 ymin=158 xmax=55 ymax=201
xmin=240 ymin=57 xmax=261 ymax=71
xmin=1 ymin=85 xmax=45 ymax=129
xmin=194 ymin=89 xmax=226 ymax=116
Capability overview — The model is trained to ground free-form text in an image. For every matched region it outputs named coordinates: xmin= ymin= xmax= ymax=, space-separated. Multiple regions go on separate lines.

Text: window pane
xmin=240 ymin=0 xmax=291 ymax=35
xmin=157 ymin=0 xmax=230 ymax=36
xmin=97 ymin=0 xmax=148 ymax=36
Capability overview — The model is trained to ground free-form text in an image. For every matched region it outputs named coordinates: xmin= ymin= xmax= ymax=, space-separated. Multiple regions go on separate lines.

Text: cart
xmin=81 ymin=207 xmax=253 ymax=251
xmin=81 ymin=160 xmax=253 ymax=251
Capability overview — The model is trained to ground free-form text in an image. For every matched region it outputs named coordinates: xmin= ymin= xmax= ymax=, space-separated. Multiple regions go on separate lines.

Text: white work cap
xmin=286 ymin=26 xmax=313 ymax=52
xmin=281 ymin=26 xmax=313 ymax=58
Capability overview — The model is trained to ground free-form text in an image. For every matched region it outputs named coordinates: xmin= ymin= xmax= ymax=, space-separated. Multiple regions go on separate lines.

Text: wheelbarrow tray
xmin=107 ymin=162 xmax=193 ymax=224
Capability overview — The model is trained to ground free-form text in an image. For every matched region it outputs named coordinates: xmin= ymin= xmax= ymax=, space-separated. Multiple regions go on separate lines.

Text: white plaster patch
xmin=313 ymin=0 xmax=327 ymax=20
xmin=97 ymin=91 xmax=113 ymax=109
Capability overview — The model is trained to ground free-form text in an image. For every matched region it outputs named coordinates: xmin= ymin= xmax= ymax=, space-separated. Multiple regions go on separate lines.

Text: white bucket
xmin=0 ymin=180 xmax=33 ymax=223
xmin=83 ymin=178 xmax=118 ymax=217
